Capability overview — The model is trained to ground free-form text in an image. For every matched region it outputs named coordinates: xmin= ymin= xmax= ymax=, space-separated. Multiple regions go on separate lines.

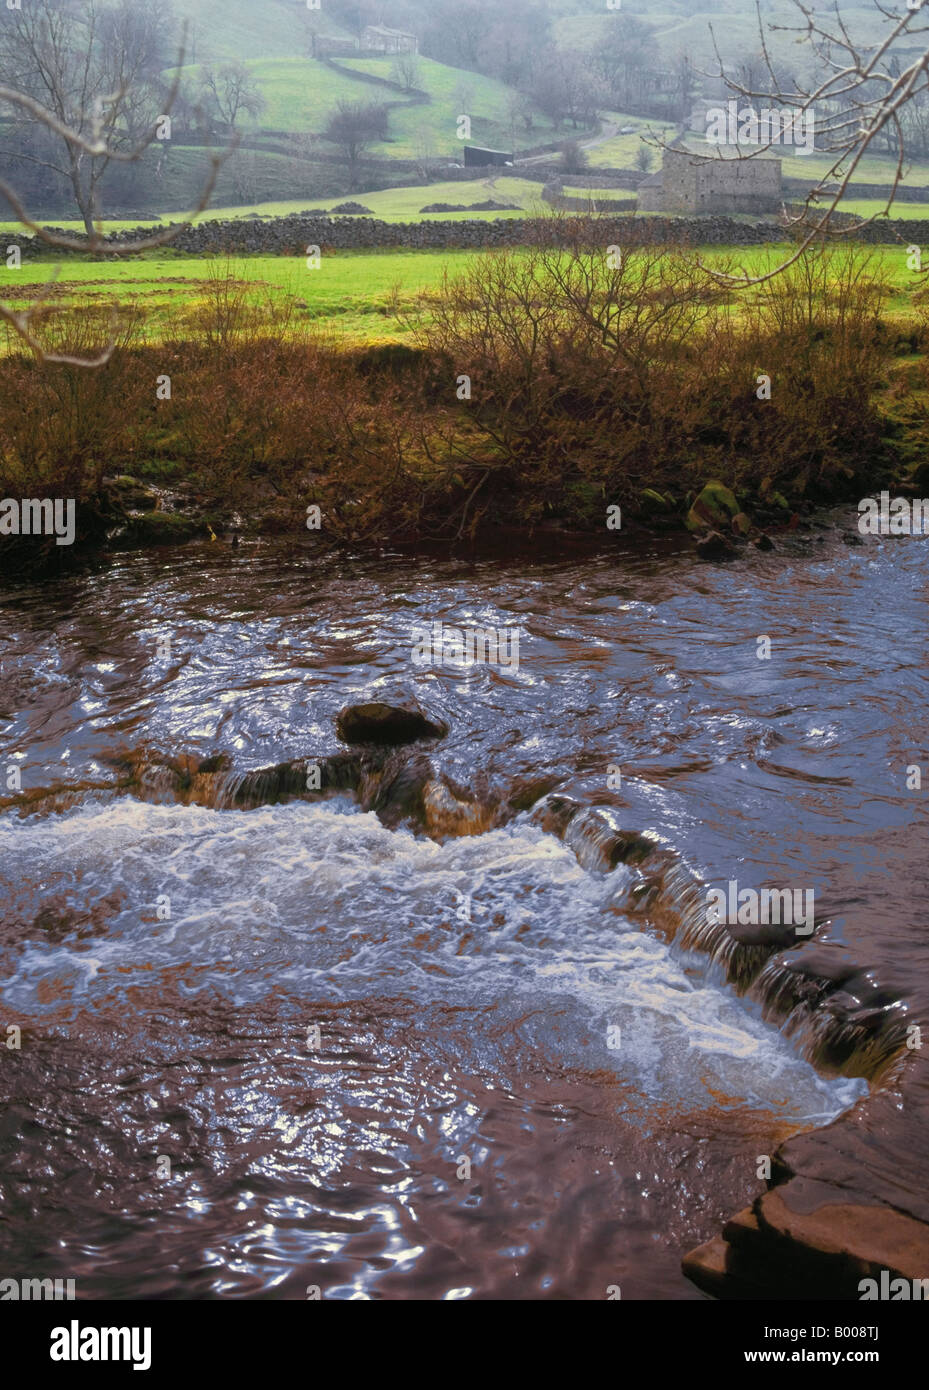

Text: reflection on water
xmin=0 ymin=511 xmax=926 ymax=1297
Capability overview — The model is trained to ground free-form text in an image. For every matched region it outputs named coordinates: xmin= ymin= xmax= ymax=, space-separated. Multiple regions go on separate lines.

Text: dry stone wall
xmin=9 ymin=212 xmax=929 ymax=262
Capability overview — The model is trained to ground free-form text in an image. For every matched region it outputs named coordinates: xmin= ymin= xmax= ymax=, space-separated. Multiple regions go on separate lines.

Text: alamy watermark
xmin=411 ymin=620 xmax=520 ymax=673
xmin=858 ymin=491 xmax=929 ymax=535
xmin=859 ymin=1271 xmax=928 ymax=1299
xmin=0 ymin=497 xmax=75 ymax=546
xmin=1 ymin=1275 xmax=75 ymax=1300
xmin=706 ymin=880 xmax=815 ymax=935
xmin=50 ymin=1320 xmax=151 ymax=1370
xmin=705 ymin=100 xmax=815 ymax=155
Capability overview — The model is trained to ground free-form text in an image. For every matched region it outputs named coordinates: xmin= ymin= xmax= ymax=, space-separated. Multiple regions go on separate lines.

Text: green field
xmin=167 ymin=51 xmax=563 ymax=158
xmin=0 ymin=249 xmax=480 ymax=344
xmin=172 ymin=0 xmax=337 ymax=65
xmin=332 ymin=55 xmax=556 ymax=157
xmin=835 ymin=199 xmax=929 ymax=221
xmin=584 ymin=115 xmax=674 ymax=171
xmin=2 ymin=241 xmax=922 ymax=349
xmin=263 ymin=176 xmax=549 ymax=220
xmin=0 ymin=177 xmax=553 ymax=236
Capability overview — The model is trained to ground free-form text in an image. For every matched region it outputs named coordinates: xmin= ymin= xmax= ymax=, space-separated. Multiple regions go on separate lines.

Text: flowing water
xmin=1 ymin=512 xmax=926 ymax=1299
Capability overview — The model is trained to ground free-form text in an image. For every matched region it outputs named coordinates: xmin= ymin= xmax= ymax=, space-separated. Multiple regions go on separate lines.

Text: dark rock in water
xmin=336 ymin=701 xmax=448 ymax=746
xmin=225 ymin=753 xmax=360 ymax=807
xmin=842 ymin=530 xmax=864 ymax=545
xmin=753 ymin=533 xmax=775 ymax=551
xmin=113 ymin=748 xmax=362 ymax=808
xmin=104 ymin=475 xmax=160 ymax=513
xmin=197 ymin=752 xmax=233 ymax=774
xmin=724 ymin=917 xmax=807 ymax=950
xmin=505 ymin=775 xmax=563 ymax=815
xmin=358 ymin=749 xmax=435 ymax=828
xmin=529 ymin=793 xmax=582 ymax=838
xmin=695 ymin=530 xmax=737 ymax=560
xmin=122 ymin=512 xmax=205 ymax=546
xmin=528 ymin=796 xmax=657 ymax=870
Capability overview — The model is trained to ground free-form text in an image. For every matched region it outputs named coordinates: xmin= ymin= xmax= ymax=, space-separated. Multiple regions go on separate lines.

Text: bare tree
xmin=452 ymin=78 xmax=475 ymax=119
xmin=412 ymin=123 xmax=437 ymax=178
xmin=531 ymin=48 xmax=603 ymax=131
xmin=588 ymin=14 xmax=661 ymax=116
xmin=692 ymin=0 xmax=929 ymax=283
xmin=301 ymin=6 xmax=325 ymax=60
xmin=0 ymin=1 xmax=229 ymax=365
xmin=201 ymin=62 xmax=266 ymax=133
xmin=673 ymin=51 xmax=697 ymax=123
xmin=0 ymin=0 xmax=175 ymax=236
xmin=321 ymin=99 xmax=388 ymax=188
xmin=390 ymin=52 xmax=421 ymax=93
xmin=505 ymin=89 xmax=532 ymax=151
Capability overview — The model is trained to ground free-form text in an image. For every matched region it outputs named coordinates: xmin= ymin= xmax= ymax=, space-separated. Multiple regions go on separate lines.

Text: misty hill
xmin=0 ymin=0 xmax=922 ymax=220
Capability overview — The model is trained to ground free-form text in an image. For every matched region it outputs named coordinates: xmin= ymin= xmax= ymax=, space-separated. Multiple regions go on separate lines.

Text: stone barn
xmin=638 ymin=147 xmax=782 ymax=215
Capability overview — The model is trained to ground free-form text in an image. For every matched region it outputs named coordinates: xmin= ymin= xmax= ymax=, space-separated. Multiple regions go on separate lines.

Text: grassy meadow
xmin=0 ymin=248 xmax=478 ymax=345
xmin=1 ymin=238 xmax=925 ymax=349
xmin=0 ymin=178 xmax=556 ymax=235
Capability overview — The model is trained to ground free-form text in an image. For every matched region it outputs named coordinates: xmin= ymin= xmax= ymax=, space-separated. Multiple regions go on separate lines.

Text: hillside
xmin=2 ymin=0 xmax=923 ymax=219
xmin=170 ymin=0 xmax=337 ymax=64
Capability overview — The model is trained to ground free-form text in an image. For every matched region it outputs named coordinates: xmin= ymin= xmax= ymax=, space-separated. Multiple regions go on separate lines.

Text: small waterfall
xmin=109 ymin=751 xmax=363 ymax=811
xmin=134 ymin=761 xmax=185 ymax=802
xmin=3 ymin=754 xmax=910 ymax=1082
xmin=531 ymin=792 xmax=911 ymax=1081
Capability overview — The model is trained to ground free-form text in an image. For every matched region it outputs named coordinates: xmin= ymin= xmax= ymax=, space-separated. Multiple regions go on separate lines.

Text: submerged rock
xmin=122 ymin=512 xmax=205 ymax=546
xmin=695 ymin=529 xmax=737 ymax=560
xmin=357 ymin=748 xmax=435 ymax=828
xmin=422 ymin=779 xmax=494 ymax=838
xmin=336 ymin=700 xmax=448 ymax=746
xmin=104 ymin=475 xmax=160 ymax=513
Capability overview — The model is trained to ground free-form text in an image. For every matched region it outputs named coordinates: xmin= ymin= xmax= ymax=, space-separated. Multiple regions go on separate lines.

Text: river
xmin=0 ymin=511 xmax=926 ymax=1299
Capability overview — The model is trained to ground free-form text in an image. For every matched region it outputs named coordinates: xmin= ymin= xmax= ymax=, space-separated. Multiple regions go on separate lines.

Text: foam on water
xmin=0 ymin=797 xmax=865 ymax=1119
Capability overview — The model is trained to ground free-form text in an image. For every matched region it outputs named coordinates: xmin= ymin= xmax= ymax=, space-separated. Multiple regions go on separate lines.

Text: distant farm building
xmin=637 ymin=146 xmax=782 ymax=215
xmin=463 ymin=146 xmax=512 ymax=168
xmin=361 ymin=25 xmax=419 ymax=54
xmin=311 ymin=35 xmax=362 ymax=58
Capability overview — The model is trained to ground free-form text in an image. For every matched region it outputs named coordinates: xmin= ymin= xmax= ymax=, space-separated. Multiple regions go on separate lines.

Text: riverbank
xmin=4 ymin=237 xmax=925 ymax=580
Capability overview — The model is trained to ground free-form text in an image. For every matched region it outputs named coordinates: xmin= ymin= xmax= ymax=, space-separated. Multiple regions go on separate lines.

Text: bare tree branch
xmin=656 ymin=0 xmax=929 ymax=284
xmin=0 ymin=4 xmax=232 ymax=363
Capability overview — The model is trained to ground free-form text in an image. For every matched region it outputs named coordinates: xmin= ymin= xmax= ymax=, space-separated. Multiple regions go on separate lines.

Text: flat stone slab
xmin=756 ymin=1182 xmax=929 ymax=1283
